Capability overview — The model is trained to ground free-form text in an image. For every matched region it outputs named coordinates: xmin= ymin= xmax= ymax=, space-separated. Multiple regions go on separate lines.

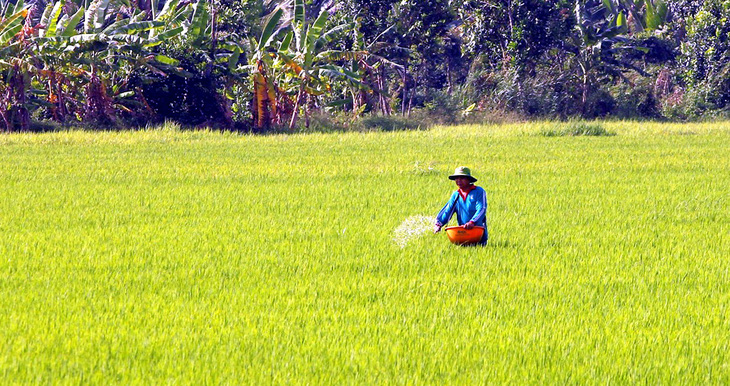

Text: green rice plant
xmin=0 ymin=121 xmax=729 ymax=383
xmin=539 ymin=121 xmax=615 ymax=136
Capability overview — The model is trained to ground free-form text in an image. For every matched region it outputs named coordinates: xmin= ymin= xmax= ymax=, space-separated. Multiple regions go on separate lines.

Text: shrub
xmin=611 ymin=75 xmax=662 ymax=119
xmin=539 ymin=121 xmax=614 ymax=137
xmin=356 ymin=114 xmax=427 ymax=132
xmin=277 ymin=111 xmax=430 ymax=134
xmin=677 ymin=0 xmax=730 ymax=113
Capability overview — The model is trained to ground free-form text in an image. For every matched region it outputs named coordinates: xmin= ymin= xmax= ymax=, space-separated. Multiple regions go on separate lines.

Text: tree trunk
xmin=1 ymin=86 xmax=11 ymax=132
xmin=579 ymin=59 xmax=589 ymax=117
xmin=582 ymin=74 xmax=589 ymax=117
xmin=205 ymin=5 xmax=218 ymax=78
xmin=49 ymin=67 xmax=67 ymax=122
xmin=378 ymin=63 xmax=391 ymax=116
xmin=304 ymin=93 xmax=310 ymax=129
xmin=401 ymin=69 xmax=407 ymax=116
xmin=289 ymin=85 xmax=304 ymax=130
xmin=211 ymin=4 xmax=218 ymax=57
xmin=446 ymin=61 xmax=452 ymax=96
xmin=10 ymin=65 xmax=30 ymax=132
xmin=408 ymin=62 xmax=420 ymax=118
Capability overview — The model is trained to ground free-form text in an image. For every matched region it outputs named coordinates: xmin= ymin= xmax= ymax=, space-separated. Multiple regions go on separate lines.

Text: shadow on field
xmin=457 ymin=239 xmax=515 ymax=248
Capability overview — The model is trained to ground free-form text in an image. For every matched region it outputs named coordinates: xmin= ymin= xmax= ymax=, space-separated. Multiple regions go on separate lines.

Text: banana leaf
xmin=115 ymin=91 xmax=135 ymax=99
xmin=277 ymin=52 xmax=304 ymax=77
xmin=0 ymin=7 xmax=27 ymax=47
xmin=154 ymin=54 xmax=179 ymax=66
xmin=158 ymin=0 xmax=180 ymax=20
xmin=326 ymin=98 xmax=351 ymax=107
xmin=106 ymin=21 xmax=164 ymax=36
xmin=279 ymin=31 xmax=293 ymax=52
xmin=109 ymin=34 xmax=147 ymax=45
xmin=7 ymin=0 xmax=24 ymax=17
xmin=227 ymin=49 xmax=241 ymax=72
xmin=40 ymin=2 xmax=54 ymax=32
xmin=317 ymin=23 xmax=351 ymax=46
xmin=315 ymin=50 xmax=368 ymax=62
xmin=303 ymin=9 xmax=328 ymax=68
xmin=85 ymin=0 xmax=112 ymax=33
xmin=258 ymin=8 xmax=283 ymax=51
xmin=144 ymin=26 xmax=183 ymax=48
xmin=320 ymin=65 xmax=362 ymax=82
xmin=45 ymin=0 xmax=65 ymax=38
xmin=61 ymin=7 xmax=85 ymax=37
xmin=101 ymin=17 xmax=130 ymax=36
xmin=293 ymin=0 xmax=305 ymax=51
xmin=189 ymin=0 xmax=208 ymax=39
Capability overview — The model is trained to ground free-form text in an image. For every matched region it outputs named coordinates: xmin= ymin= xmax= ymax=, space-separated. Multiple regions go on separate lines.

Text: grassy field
xmin=1 ymin=121 xmax=729 ymax=383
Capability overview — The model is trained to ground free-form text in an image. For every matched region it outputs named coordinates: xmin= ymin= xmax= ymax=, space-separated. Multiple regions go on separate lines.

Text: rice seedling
xmin=0 ymin=121 xmax=728 ymax=383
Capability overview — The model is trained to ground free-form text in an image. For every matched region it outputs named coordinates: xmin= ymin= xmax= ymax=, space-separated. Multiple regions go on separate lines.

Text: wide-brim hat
xmin=448 ymin=166 xmax=477 ymax=182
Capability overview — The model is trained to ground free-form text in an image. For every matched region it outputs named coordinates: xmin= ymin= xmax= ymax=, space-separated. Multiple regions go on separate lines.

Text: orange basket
xmin=445 ymin=226 xmax=485 ymax=245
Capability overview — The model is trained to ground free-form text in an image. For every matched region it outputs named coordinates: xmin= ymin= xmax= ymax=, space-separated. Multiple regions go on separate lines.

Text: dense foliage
xmin=1 ymin=0 xmax=729 ymax=131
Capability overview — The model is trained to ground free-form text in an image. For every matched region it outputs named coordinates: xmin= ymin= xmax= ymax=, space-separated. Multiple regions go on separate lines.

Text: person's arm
xmin=434 ymin=192 xmax=458 ymax=233
xmin=465 ymin=188 xmax=487 ymax=228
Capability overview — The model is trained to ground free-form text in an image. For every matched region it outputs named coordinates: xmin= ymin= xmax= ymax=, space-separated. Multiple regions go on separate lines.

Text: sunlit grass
xmin=1 ymin=121 xmax=729 ymax=383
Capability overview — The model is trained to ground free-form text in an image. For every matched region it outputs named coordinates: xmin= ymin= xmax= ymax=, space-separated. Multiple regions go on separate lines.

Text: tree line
xmin=1 ymin=0 xmax=728 ymax=132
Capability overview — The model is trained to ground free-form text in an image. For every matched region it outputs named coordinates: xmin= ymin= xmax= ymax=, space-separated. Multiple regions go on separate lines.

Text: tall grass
xmin=0 ymin=121 xmax=729 ymax=383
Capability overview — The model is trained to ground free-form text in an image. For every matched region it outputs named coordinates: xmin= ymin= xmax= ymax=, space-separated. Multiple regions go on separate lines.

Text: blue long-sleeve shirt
xmin=436 ymin=186 xmax=488 ymax=241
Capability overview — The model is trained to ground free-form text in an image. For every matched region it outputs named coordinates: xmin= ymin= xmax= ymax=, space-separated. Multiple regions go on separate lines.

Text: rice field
xmin=0 ymin=121 xmax=729 ymax=383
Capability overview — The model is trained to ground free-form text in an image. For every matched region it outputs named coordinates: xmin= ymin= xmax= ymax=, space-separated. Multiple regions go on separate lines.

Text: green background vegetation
xmin=2 ymin=0 xmax=730 ymax=132
xmin=1 ymin=122 xmax=728 ymax=382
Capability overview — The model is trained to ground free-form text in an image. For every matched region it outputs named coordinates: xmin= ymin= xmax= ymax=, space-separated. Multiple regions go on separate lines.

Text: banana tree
xmin=29 ymin=0 xmax=192 ymax=124
xmin=343 ymin=22 xmax=407 ymax=117
xmin=324 ymin=21 xmax=409 ymax=121
xmin=246 ymin=7 xmax=285 ymax=129
xmin=569 ymin=0 xmax=650 ymax=115
xmin=0 ymin=1 xmax=30 ymax=131
xmin=275 ymin=0 xmax=364 ymax=129
xmin=183 ymin=0 xmax=250 ymax=127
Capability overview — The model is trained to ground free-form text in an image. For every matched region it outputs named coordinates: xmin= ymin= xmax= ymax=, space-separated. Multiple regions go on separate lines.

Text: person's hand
xmin=463 ymin=221 xmax=475 ymax=230
xmin=433 ymin=224 xmax=442 ymax=234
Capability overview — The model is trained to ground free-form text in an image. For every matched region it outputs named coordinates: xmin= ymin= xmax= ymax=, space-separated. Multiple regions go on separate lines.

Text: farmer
xmin=433 ymin=166 xmax=488 ymax=245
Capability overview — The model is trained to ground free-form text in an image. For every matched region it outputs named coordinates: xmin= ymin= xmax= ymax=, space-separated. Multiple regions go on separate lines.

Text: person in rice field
xmin=433 ymin=166 xmax=488 ymax=245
